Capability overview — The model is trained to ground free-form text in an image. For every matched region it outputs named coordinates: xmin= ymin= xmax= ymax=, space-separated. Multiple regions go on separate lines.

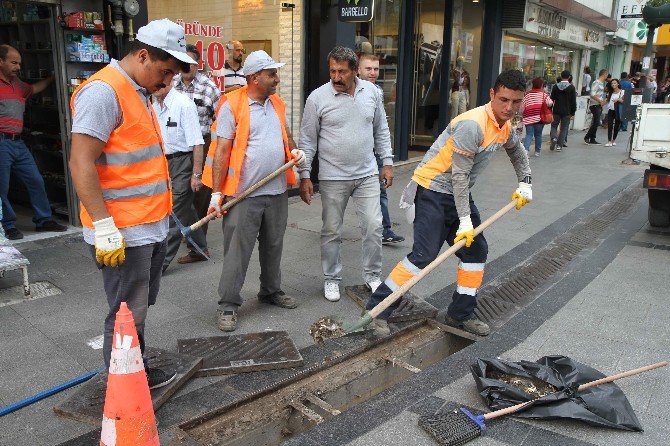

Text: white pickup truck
xmin=631 ymin=103 xmax=670 ymax=227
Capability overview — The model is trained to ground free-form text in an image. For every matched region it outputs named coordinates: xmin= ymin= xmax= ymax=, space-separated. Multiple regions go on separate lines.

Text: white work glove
xmin=208 ymin=192 xmax=223 ymax=218
xmin=454 ymin=215 xmax=475 ymax=248
xmin=512 ymin=182 xmax=532 ymax=210
xmin=399 ymin=181 xmax=418 ymax=224
xmin=291 ymin=149 xmax=306 ymax=167
xmin=93 ymin=217 xmax=125 ymax=267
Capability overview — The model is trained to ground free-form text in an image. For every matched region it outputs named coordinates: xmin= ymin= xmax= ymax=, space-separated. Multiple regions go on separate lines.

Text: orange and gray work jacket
xmin=71 ymin=65 xmax=171 ymax=229
xmin=412 ymin=102 xmax=530 ymax=218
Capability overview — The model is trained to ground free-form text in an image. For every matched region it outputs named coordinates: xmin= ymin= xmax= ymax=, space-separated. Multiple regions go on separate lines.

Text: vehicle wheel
xmin=648 ymin=205 xmax=670 ymax=227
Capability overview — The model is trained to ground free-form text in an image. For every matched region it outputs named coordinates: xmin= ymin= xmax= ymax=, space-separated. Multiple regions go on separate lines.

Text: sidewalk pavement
xmin=0 ymin=131 xmax=663 ymax=445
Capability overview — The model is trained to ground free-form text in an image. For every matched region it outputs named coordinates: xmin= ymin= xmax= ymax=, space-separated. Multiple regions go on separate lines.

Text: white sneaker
xmin=613 ymin=141 xmax=617 ymax=146
xmin=366 ymin=278 xmax=382 ymax=293
xmin=605 ymin=142 xmax=613 ymax=147
xmin=324 ymin=280 xmax=340 ymax=302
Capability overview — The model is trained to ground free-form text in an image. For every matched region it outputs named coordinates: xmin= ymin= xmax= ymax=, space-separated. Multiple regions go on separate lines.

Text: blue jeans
xmin=376 ymin=155 xmax=392 ymax=235
xmin=524 ymin=123 xmax=544 ymax=153
xmin=0 ymin=138 xmax=52 ymax=229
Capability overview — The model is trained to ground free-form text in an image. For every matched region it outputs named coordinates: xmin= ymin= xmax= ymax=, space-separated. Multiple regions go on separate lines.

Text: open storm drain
xmin=176 ymin=321 xmax=473 ymax=445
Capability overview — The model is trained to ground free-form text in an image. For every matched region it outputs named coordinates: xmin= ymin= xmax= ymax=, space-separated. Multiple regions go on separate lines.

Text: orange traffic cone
xmin=100 ymin=302 xmax=159 ymax=446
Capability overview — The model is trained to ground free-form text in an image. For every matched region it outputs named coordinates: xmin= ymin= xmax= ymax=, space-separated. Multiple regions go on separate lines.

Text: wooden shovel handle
xmin=368 ymin=200 xmax=518 ymax=319
xmin=190 ymin=159 xmax=296 ymax=231
xmin=484 ymin=361 xmax=668 ymax=421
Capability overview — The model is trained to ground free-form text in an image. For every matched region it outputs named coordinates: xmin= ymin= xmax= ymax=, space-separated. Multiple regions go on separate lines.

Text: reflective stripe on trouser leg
xmin=365 ymin=257 xmax=421 ymax=320
xmin=449 ymin=261 xmax=485 ymax=320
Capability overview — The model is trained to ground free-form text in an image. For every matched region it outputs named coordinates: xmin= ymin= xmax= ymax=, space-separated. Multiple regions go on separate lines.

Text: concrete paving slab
xmin=346 ymin=411 xmax=439 ymax=446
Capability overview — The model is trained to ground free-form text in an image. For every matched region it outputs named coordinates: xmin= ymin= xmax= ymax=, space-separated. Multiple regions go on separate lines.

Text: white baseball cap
xmin=244 ymin=50 xmax=285 ymax=76
xmin=136 ymin=19 xmax=197 ymax=65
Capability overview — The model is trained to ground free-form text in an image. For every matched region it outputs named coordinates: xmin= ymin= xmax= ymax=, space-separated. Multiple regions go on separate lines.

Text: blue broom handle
xmin=0 ymin=367 xmax=105 ymax=417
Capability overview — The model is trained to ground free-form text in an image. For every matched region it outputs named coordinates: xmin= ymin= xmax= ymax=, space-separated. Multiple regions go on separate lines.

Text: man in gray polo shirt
xmin=299 ymin=46 xmax=394 ymax=302
xmin=208 ymin=50 xmax=306 ymax=332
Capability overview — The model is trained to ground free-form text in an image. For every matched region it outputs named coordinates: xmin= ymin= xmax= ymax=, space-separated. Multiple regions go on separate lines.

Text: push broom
xmin=419 ymin=360 xmax=668 ymax=446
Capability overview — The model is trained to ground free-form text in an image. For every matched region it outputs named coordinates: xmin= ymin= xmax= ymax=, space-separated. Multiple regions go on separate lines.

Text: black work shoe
xmin=36 ymin=220 xmax=67 ymax=232
xmin=4 ymin=227 xmax=23 ymax=240
xmin=382 ymin=231 xmax=405 ymax=244
xmin=444 ymin=316 xmax=490 ymax=336
xmin=146 ymin=367 xmax=176 ymax=390
xmin=218 ymin=310 xmax=237 ymax=332
xmin=550 ymin=138 xmax=557 ymax=151
xmin=259 ymin=291 xmax=298 ymax=309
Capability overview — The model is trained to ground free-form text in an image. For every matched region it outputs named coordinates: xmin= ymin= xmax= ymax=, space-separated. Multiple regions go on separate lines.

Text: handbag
xmin=540 ymin=93 xmax=554 ymax=124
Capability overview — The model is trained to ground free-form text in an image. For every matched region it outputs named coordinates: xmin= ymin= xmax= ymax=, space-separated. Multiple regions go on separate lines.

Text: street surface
xmin=1 ymin=134 xmax=668 ymax=445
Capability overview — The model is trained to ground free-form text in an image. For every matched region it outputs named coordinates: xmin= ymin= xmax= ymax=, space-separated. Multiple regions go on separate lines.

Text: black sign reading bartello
xmin=338 ymin=0 xmax=374 ymax=22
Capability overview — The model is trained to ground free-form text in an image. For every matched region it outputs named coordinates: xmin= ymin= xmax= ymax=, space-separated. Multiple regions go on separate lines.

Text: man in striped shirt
xmin=223 ymin=41 xmax=246 ymax=93
xmin=1 ymin=44 xmax=66 ymax=240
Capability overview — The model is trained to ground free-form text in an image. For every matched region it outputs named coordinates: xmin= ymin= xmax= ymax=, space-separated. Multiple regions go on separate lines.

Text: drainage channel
xmin=176 ymin=321 xmax=473 ymax=445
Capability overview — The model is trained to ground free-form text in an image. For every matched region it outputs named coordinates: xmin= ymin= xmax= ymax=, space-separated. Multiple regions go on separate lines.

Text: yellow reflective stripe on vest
xmin=95 ymin=144 xmax=163 ymax=166
xmin=101 ymin=180 xmax=169 ymax=201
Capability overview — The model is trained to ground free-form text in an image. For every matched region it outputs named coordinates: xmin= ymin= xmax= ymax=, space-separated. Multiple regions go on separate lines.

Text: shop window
xmin=354 ymin=0 xmax=401 ymax=149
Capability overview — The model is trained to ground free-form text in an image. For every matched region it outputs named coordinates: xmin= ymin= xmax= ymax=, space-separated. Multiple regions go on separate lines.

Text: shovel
xmin=177 ymin=159 xmax=297 ymax=240
xmin=310 ymin=200 xmax=518 ymax=343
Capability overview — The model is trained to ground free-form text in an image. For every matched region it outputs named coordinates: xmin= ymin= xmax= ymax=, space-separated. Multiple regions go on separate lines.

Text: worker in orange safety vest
xmin=69 ymin=19 xmax=197 ymax=389
xmin=203 ymin=50 xmax=306 ymax=333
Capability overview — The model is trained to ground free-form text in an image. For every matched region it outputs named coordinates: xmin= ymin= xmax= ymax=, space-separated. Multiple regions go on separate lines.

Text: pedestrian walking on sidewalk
xmin=152 ymin=82 xmax=209 ymax=273
xmin=581 ymin=66 xmax=591 ymax=96
xmin=365 ymin=70 xmax=532 ymax=337
xmin=584 ymin=69 xmax=608 ymax=145
xmin=173 ymin=44 xmax=221 ymax=262
xmin=298 ymin=46 xmax=394 ymax=302
xmin=520 ymin=77 xmax=553 ymax=157
xmin=204 ymin=50 xmax=306 ymax=332
xmin=358 ymin=52 xmax=404 ymax=245
xmin=550 ymin=70 xmax=577 ymax=152
xmin=0 ymin=44 xmax=67 ymax=240
xmin=69 ymin=19 xmax=197 ymax=389
xmin=605 ymin=79 xmax=625 ymax=147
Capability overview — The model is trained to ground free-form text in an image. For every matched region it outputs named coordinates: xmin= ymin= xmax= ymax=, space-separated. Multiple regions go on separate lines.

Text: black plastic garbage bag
xmin=470 ymin=355 xmax=643 ymax=431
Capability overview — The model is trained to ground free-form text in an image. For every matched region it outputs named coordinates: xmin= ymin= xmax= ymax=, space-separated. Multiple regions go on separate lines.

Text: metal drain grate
xmin=178 ymin=331 xmax=303 ymax=376
xmin=54 ymin=347 xmax=202 ymax=425
xmin=472 ymin=184 xmax=643 ymax=327
xmin=0 ymin=281 xmax=62 ymax=307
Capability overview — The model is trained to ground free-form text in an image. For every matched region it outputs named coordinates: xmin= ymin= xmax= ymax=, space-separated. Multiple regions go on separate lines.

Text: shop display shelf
xmin=64 ymin=27 xmax=104 ymax=33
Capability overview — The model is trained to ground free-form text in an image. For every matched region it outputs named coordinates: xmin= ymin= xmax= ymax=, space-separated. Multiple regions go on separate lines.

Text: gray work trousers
xmin=320 ymin=175 xmax=383 ymax=283
xmin=164 ymin=153 xmax=207 ymax=267
xmin=217 ymin=192 xmax=288 ymax=310
xmin=89 ymin=239 xmax=166 ymax=369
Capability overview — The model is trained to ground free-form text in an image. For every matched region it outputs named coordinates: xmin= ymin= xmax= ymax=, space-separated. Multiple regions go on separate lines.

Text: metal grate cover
xmin=53 ymin=347 xmax=202 ymax=425
xmin=178 ymin=331 xmax=303 ymax=377
xmin=469 ymin=184 xmax=644 ymax=328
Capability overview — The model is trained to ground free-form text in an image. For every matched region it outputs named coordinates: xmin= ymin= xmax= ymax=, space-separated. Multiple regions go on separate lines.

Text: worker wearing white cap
xmin=204 ymin=50 xmax=306 ymax=332
xmin=69 ymin=19 xmax=196 ymax=389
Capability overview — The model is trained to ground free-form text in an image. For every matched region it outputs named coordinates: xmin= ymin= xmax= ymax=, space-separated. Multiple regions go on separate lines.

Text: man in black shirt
xmin=550 ymin=70 xmax=577 ymax=151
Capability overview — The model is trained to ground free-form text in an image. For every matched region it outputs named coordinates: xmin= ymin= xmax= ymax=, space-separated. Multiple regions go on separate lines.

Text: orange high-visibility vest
xmin=202 ymin=86 xmax=296 ymax=195
xmin=71 ymin=65 xmax=171 ymax=229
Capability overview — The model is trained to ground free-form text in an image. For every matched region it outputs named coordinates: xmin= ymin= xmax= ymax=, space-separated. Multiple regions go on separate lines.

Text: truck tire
xmin=648 ymin=165 xmax=670 ymax=227
xmin=648 ymin=205 xmax=670 ymax=227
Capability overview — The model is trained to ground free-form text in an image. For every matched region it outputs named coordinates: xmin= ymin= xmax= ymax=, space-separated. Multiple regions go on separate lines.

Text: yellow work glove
xmin=454 ymin=215 xmax=475 ymax=248
xmin=93 ymin=217 xmax=125 ymax=267
xmin=512 ymin=182 xmax=533 ymax=210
